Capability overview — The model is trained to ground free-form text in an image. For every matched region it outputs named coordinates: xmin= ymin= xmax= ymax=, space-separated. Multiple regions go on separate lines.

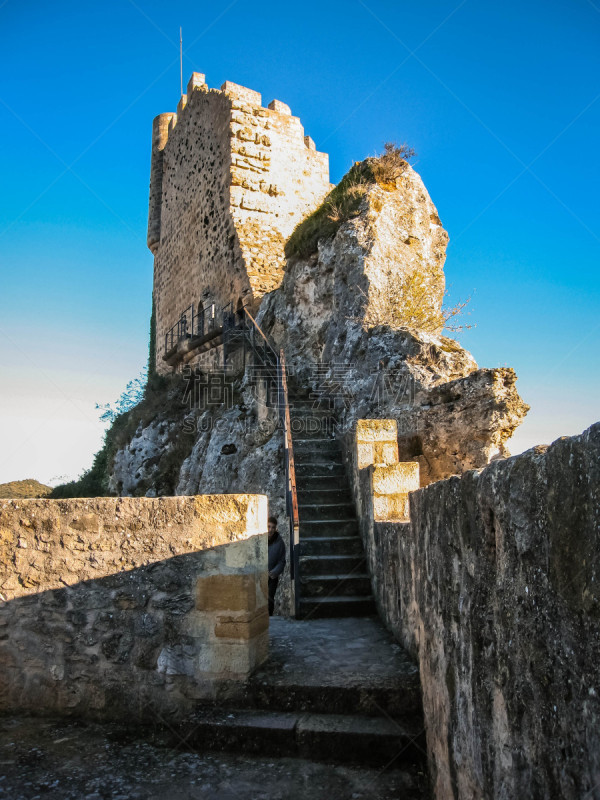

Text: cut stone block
xmin=196 ymin=573 xmax=257 ymax=612
xmin=177 ymin=94 xmax=187 ymax=115
xmin=372 ymin=463 xmax=420 ymax=495
xmin=221 ymin=81 xmax=261 ymax=107
xmin=356 ymin=419 xmax=398 ymax=443
xmin=268 ymin=99 xmax=291 ymax=115
xmin=187 ymin=72 xmax=206 ymax=94
xmin=356 ymin=420 xmax=400 ymax=467
xmin=214 ymin=607 xmax=269 ymax=639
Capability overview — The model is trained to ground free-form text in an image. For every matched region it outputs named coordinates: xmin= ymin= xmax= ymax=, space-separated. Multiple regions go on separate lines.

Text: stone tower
xmin=148 ymin=72 xmax=331 ymax=374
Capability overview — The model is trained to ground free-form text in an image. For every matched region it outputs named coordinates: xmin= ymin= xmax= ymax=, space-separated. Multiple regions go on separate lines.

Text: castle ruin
xmin=148 ymin=72 xmax=330 ymax=374
xmin=1 ymin=71 xmax=598 ymax=800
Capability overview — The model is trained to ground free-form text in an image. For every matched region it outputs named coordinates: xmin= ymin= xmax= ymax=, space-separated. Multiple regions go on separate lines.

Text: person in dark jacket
xmin=267 ymin=515 xmax=286 ymax=616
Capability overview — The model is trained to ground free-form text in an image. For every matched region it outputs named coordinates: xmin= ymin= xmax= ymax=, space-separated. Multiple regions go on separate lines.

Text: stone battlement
xmin=148 ymin=73 xmax=331 ymax=374
xmin=150 ymin=73 xmax=317 ymax=159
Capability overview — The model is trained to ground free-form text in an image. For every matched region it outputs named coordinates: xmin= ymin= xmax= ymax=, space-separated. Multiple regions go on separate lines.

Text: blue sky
xmin=0 ymin=0 xmax=598 ymax=484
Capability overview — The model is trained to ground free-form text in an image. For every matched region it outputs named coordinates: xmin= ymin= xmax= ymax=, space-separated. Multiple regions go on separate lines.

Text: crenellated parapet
xmin=148 ymin=71 xmax=331 ymax=374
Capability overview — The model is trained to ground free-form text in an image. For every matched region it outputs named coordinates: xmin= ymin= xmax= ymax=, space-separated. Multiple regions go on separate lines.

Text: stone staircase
xmin=224 ymin=318 xmax=375 ymax=617
xmin=171 ymin=617 xmax=428 ymax=790
xmin=289 ymin=395 xmax=377 ymax=619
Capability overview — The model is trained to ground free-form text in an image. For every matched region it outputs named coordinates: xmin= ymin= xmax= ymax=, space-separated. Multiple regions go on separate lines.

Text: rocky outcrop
xmin=104 ymin=158 xmax=528 ymax=599
xmin=258 ymin=169 xmax=528 ymax=484
xmin=109 ymin=419 xmax=178 ymax=497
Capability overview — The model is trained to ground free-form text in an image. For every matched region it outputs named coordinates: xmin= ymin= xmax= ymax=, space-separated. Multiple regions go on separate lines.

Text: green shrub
xmin=148 ymin=295 xmax=157 ymax=380
xmin=370 ymin=142 xmax=416 ymax=188
xmin=50 ymin=373 xmax=184 ymax=499
xmin=285 ymin=143 xmax=417 ymax=260
xmin=285 ymin=162 xmax=373 ymax=259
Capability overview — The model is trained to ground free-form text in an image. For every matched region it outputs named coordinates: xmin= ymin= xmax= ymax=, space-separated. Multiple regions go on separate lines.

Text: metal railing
xmin=279 ymin=348 xmax=300 ymax=617
xmin=165 ymin=298 xmax=301 ymax=614
xmin=222 ymin=304 xmax=278 ymax=392
xmin=223 ymin=305 xmax=301 ymax=616
xmin=164 ymin=301 xmax=222 ymax=355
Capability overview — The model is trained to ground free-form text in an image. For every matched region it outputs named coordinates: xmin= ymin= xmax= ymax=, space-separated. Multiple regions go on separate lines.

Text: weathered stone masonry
xmin=148 ymin=72 xmax=331 ymax=375
xmin=0 ymin=494 xmax=269 ymax=721
xmin=355 ymin=422 xmax=600 ymax=800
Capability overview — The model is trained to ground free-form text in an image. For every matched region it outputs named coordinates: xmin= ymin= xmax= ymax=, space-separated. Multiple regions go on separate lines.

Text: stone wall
xmin=360 ymin=422 xmax=600 ymax=799
xmin=149 ymin=73 xmax=330 ymax=375
xmin=0 ymin=494 xmax=269 ymax=721
xmin=151 ymin=85 xmax=236 ymax=372
xmin=347 ymin=419 xmax=419 ymax=624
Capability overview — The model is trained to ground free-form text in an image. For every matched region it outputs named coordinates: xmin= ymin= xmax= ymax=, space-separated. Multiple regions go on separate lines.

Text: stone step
xmin=297 ymin=487 xmax=352 ymax=504
xmin=290 ymin=399 xmax=336 ymax=412
xmin=299 ymin=573 xmax=372 ymax=598
xmin=300 ymin=519 xmax=359 ymax=537
xmin=291 ymin=422 xmax=338 ymax=439
xmin=296 ymin=474 xmax=349 ymax=492
xmin=242 ymin=617 xmax=424 ymax=719
xmin=299 ymin=554 xmax=367 ymax=576
xmin=296 ymin=462 xmax=346 ymax=477
xmin=242 ymin=674 xmax=422 ymax=720
xmin=300 ymin=536 xmax=364 ymax=557
xmin=290 ymin=406 xmax=336 ymax=419
xmin=298 ymin=595 xmax=378 ymax=619
xmin=294 ymin=438 xmax=341 ymax=454
xmin=179 ymin=708 xmax=424 ymax=768
xmin=294 ymin=448 xmax=343 ymax=464
xmin=298 ymin=503 xmax=356 ymax=521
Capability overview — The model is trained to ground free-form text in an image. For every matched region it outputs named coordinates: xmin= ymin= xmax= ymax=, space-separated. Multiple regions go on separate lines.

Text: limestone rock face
xmin=108 ymin=160 xmax=527 ymax=526
xmin=109 ymin=420 xmax=176 ymax=497
xmin=359 ymin=168 xmax=448 ymax=330
xmin=175 ymin=400 xmax=284 ymax=509
xmin=259 ymin=169 xmax=529 ymax=484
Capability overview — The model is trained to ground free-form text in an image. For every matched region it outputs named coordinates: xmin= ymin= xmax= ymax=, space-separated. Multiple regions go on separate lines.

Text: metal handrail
xmin=243 ymin=308 xmax=279 ymax=371
xmin=164 ymin=300 xmax=220 ymax=355
xmin=222 ymin=306 xmax=301 ymax=615
xmin=243 ymin=308 xmax=272 ymax=347
xmin=280 ymin=349 xmax=300 ymax=616
xmin=279 ymin=349 xmax=299 ymax=530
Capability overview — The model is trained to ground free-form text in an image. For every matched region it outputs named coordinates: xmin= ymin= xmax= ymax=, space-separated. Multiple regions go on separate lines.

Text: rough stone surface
xmin=258 ymin=180 xmax=529 ymax=485
xmin=107 ymin=378 xmax=293 ymax=617
xmin=0 ymin=715 xmax=427 ymax=800
xmin=261 ymin=616 xmax=416 ymax=681
xmin=109 ymin=419 xmax=178 ymax=497
xmin=0 ymin=495 xmax=269 ymax=720
xmin=367 ymin=422 xmax=600 ymax=800
xmin=353 ymin=174 xmax=448 ymax=330
xmin=149 ymin=74 xmax=330 ymax=375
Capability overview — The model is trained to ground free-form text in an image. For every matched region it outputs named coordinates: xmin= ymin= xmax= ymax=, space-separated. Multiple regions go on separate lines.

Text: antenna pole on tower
xmin=179 ymin=27 xmax=183 ymax=96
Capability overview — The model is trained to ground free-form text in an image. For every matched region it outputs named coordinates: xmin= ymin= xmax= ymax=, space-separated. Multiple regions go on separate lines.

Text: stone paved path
xmin=0 ymin=715 xmax=425 ymax=800
xmin=0 ymin=617 xmax=428 ymax=799
xmin=257 ymin=615 xmax=419 ymax=687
